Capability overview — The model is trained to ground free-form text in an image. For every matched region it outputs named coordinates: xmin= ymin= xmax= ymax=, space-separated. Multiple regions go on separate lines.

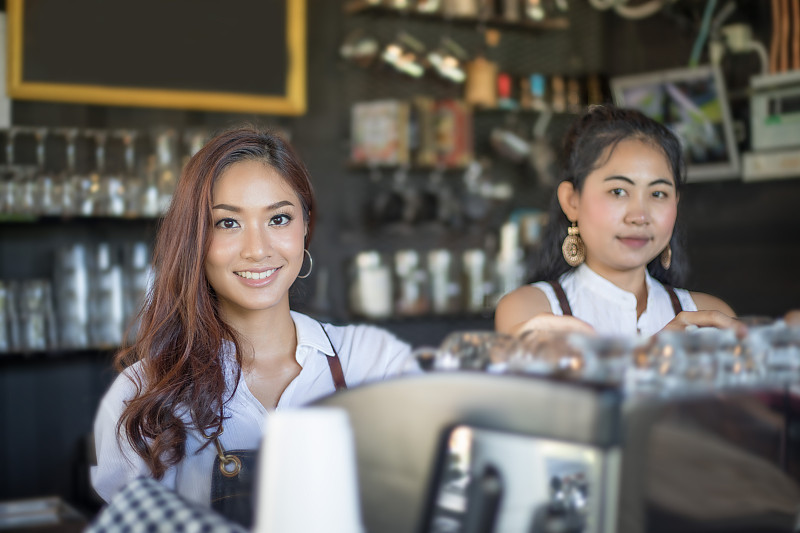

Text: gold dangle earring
xmin=660 ymin=244 xmax=672 ymax=270
xmin=561 ymin=221 xmax=585 ymax=267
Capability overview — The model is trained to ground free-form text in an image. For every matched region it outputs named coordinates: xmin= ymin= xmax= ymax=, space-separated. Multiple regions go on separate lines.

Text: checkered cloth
xmin=86 ymin=477 xmax=248 ymax=533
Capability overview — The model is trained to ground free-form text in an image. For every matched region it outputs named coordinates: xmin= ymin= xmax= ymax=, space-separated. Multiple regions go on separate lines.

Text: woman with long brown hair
xmin=90 ymin=127 xmax=411 ymax=522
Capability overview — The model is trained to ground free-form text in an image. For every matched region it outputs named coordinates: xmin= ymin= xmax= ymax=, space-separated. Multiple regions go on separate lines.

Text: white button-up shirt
xmin=91 ymin=311 xmax=412 ymax=505
xmin=533 ymin=264 xmax=697 ymax=337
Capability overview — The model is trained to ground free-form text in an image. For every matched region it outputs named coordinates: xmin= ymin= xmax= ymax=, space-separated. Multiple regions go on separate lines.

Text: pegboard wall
xmin=334 ymin=1 xmax=610 ymax=238
xmin=338 ymin=1 xmax=607 ymax=103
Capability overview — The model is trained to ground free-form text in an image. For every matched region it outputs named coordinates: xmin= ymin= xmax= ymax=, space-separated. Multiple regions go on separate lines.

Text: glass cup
xmin=674 ymin=328 xmax=722 ymax=390
xmin=567 ymin=333 xmax=641 ymax=384
xmin=715 ymin=328 xmax=763 ymax=388
xmin=747 ymin=322 xmax=800 ymax=386
xmin=434 ymin=331 xmax=523 ymax=373
xmin=514 ymin=330 xmax=586 ymax=378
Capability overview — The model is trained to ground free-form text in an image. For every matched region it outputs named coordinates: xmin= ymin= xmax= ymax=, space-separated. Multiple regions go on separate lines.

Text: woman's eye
xmin=610 ymin=188 xmax=627 ymax=197
xmin=269 ymin=213 xmax=292 ymax=226
xmin=653 ymin=190 xmax=668 ymax=199
xmin=215 ymin=218 xmax=240 ymax=229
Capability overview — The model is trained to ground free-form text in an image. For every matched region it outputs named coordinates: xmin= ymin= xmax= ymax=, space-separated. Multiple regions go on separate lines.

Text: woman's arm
xmin=785 ymin=309 xmax=800 ymax=325
xmin=691 ymin=291 xmax=737 ymax=317
xmin=661 ymin=291 xmax=745 ymax=336
xmin=91 ymin=395 xmax=149 ymax=502
xmin=90 ymin=369 xmax=166 ymax=502
xmin=495 ymin=285 xmax=595 ymax=337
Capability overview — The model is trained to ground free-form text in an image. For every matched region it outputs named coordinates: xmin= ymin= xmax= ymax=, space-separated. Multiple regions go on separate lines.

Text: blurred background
xmin=0 ymin=0 xmax=798 ymax=522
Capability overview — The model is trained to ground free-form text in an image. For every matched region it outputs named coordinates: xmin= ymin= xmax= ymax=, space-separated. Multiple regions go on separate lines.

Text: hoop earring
xmin=561 ymin=221 xmax=585 ymax=267
xmin=660 ymin=245 xmax=672 ymax=270
xmin=297 ymin=249 xmax=313 ymax=279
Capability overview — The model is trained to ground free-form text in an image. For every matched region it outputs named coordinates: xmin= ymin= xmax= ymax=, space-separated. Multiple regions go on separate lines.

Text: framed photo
xmin=611 ymin=65 xmax=740 ymax=182
xmin=6 ymin=0 xmax=306 ymax=115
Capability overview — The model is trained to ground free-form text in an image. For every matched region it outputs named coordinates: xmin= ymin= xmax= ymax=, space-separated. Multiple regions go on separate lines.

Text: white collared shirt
xmin=532 ymin=264 xmax=697 ymax=337
xmin=91 ymin=311 xmax=412 ymax=505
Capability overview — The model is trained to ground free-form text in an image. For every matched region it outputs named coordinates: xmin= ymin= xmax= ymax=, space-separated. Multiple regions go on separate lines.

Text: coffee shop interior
xmin=1 ymin=0 xmax=800 ymax=531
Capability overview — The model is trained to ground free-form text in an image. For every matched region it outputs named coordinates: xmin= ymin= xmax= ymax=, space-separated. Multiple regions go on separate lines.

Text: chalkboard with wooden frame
xmin=6 ymin=0 xmax=306 ymax=115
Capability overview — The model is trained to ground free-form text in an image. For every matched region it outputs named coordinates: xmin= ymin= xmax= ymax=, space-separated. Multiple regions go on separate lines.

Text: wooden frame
xmin=6 ymin=0 xmax=307 ymax=115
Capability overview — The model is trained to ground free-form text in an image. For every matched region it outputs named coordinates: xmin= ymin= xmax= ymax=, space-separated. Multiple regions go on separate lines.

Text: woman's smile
xmin=233 ymin=267 xmax=281 ymax=286
xmin=617 ymin=236 xmax=651 ymax=249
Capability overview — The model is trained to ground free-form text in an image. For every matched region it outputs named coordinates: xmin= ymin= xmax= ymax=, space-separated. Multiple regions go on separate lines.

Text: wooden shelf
xmin=0 ymin=347 xmax=116 ymax=364
xmin=344 ymin=1 xmax=570 ymax=31
xmin=0 ymin=214 xmax=160 ymax=224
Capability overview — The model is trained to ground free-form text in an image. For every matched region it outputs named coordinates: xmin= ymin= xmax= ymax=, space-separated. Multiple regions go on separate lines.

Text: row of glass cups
xmin=412 ymin=320 xmax=800 ymax=394
xmin=0 ymin=127 xmax=207 ymax=218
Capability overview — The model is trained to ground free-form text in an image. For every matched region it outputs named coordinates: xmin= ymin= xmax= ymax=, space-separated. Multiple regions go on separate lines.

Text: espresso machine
xmin=315 ymin=372 xmax=800 ymax=533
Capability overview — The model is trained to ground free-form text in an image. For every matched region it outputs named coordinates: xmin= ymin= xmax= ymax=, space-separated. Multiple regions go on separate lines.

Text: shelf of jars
xmin=345 ymin=209 xmax=544 ymax=321
xmin=0 ymin=214 xmax=160 ymax=224
xmin=344 ymin=0 xmax=570 ymax=31
xmin=0 ymin=346 xmax=116 ymax=364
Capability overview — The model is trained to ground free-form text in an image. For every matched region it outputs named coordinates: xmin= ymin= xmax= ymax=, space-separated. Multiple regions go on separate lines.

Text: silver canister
xmin=124 ymin=241 xmax=154 ymax=344
xmin=55 ymin=244 xmax=90 ymax=349
xmin=19 ymin=279 xmax=57 ymax=352
xmin=90 ymin=243 xmax=125 ymax=348
xmin=0 ymin=281 xmax=13 ymax=352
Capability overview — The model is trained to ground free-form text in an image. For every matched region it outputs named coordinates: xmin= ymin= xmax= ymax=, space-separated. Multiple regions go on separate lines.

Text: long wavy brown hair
xmin=115 ymin=127 xmax=316 ymax=478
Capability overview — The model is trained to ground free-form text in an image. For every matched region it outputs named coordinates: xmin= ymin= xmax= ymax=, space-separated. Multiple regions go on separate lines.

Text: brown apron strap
xmin=319 ymin=322 xmax=348 ymax=391
xmin=663 ymin=284 xmax=683 ymax=316
xmin=326 ymin=353 xmax=347 ymax=391
xmin=547 ymin=280 xmax=573 ymax=317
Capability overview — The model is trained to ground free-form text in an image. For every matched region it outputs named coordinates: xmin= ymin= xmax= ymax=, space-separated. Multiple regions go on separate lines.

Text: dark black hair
xmin=531 ymin=105 xmax=689 ymax=286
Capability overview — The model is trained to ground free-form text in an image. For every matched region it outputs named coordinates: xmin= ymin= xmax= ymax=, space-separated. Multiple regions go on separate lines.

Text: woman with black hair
xmin=495 ymin=105 xmax=742 ymax=337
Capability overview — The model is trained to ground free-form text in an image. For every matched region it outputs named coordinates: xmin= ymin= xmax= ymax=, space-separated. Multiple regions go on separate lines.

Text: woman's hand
xmin=661 ymin=310 xmax=747 ymax=338
xmin=784 ymin=309 xmax=800 ymax=326
xmin=509 ymin=313 xmax=596 ymax=338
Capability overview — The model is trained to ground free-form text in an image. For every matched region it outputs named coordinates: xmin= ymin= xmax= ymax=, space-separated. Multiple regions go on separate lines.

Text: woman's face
xmin=560 ymin=138 xmax=678 ymax=279
xmin=205 ymin=160 xmax=307 ymax=320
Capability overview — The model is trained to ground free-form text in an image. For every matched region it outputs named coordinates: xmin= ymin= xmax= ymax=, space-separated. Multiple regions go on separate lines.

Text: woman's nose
xmin=625 ymin=197 xmax=649 ymax=225
xmin=241 ymin=226 xmax=270 ymax=260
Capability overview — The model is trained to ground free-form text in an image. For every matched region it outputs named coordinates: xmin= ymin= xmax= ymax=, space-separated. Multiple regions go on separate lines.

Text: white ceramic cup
xmin=253 ymin=407 xmax=364 ymax=533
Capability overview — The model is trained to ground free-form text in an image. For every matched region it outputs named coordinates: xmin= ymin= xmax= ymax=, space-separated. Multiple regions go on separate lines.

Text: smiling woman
xmin=89 ymin=127 xmax=413 ymax=527
xmin=495 ymin=105 xmax=741 ymax=339
xmin=205 ymin=160 xmax=308 ymax=321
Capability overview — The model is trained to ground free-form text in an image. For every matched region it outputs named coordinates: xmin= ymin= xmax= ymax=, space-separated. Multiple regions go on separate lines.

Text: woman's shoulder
xmin=497 ymin=284 xmax=551 ymax=312
xmin=319 ymin=319 xmax=413 ymax=380
xmin=99 ymin=361 xmax=146 ymax=411
xmin=326 ymin=320 xmax=410 ymax=352
xmin=495 ymin=284 xmax=553 ymax=334
xmin=292 ymin=310 xmax=411 ymax=356
xmin=688 ymin=291 xmax=737 ymax=316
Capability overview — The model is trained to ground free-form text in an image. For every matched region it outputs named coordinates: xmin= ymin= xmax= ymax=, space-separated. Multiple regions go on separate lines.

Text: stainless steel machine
xmin=315 ymin=372 xmax=800 ymax=533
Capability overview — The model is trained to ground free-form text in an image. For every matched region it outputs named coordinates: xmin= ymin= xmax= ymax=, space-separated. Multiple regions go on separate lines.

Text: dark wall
xmin=1 ymin=0 xmax=798 ymax=512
